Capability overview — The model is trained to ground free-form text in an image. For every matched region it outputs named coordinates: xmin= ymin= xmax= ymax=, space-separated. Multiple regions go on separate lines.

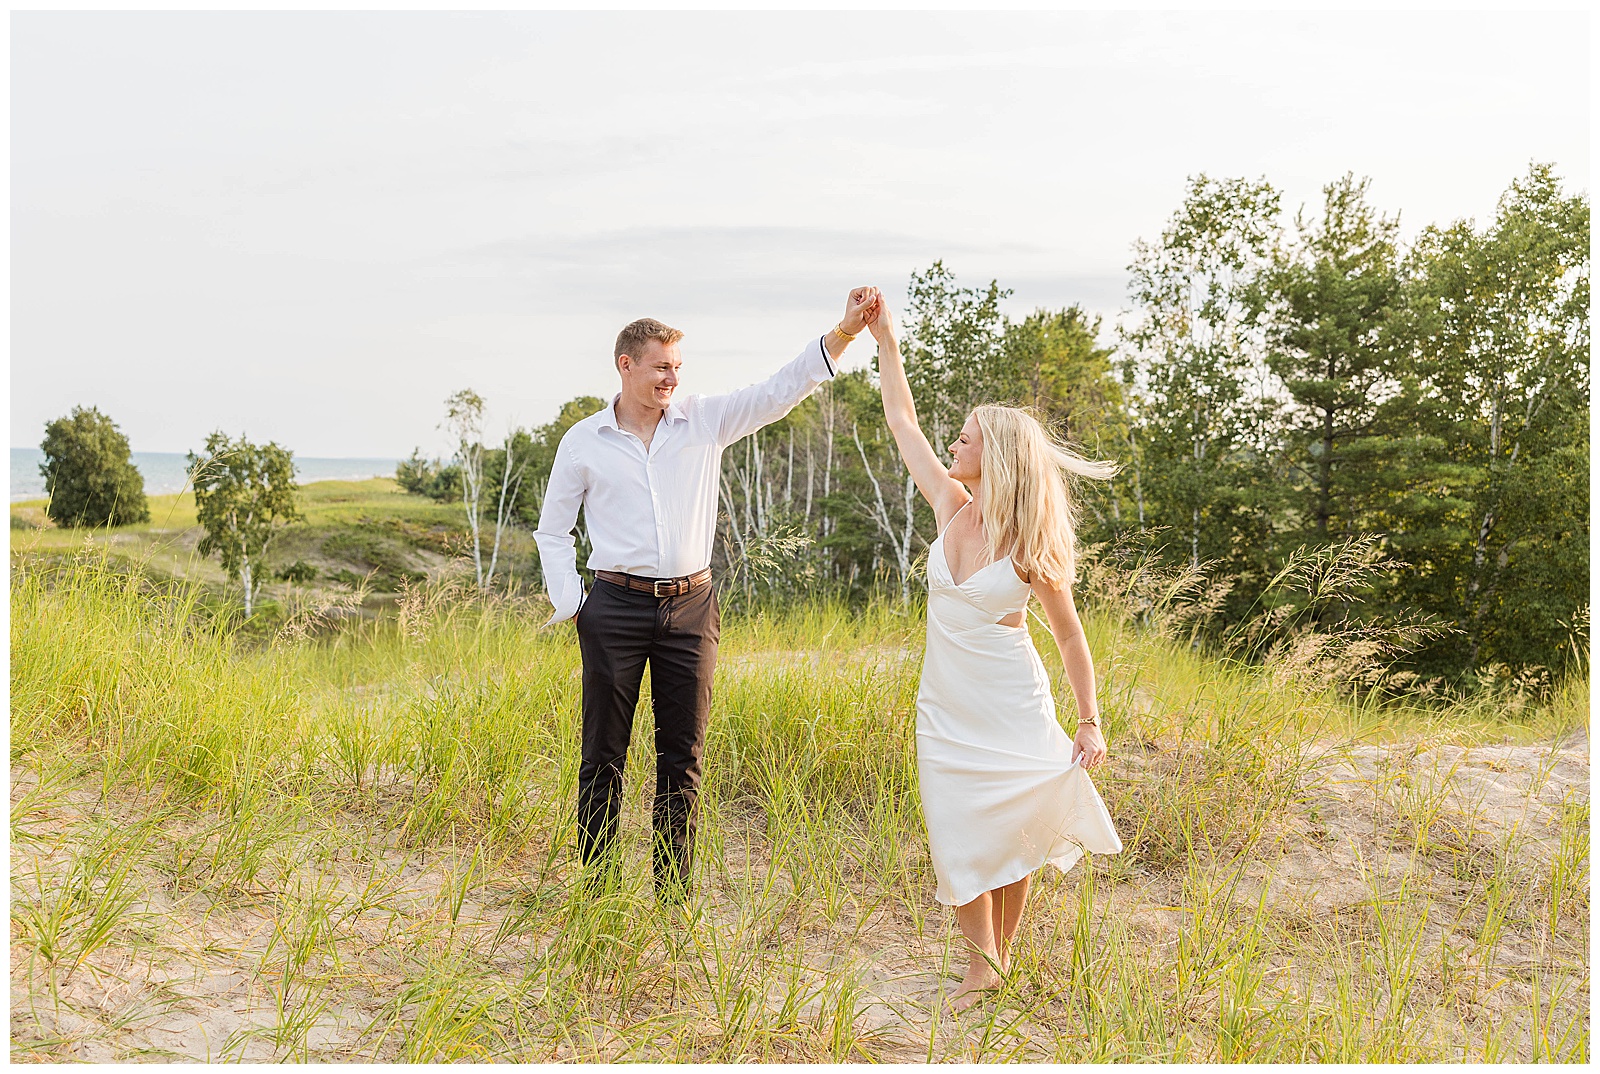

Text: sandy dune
xmin=10 ymin=731 xmax=1589 ymax=1061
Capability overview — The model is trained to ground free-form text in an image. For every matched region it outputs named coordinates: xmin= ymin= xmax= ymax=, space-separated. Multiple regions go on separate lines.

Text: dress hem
xmin=934 ymin=841 xmax=1088 ymax=908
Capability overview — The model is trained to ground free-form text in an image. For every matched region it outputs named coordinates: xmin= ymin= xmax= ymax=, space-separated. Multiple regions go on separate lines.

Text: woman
xmin=863 ymin=299 xmax=1122 ymax=1011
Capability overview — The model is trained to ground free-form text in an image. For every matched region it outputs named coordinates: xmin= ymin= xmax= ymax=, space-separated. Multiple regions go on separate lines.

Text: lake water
xmin=11 ymin=448 xmax=401 ymax=502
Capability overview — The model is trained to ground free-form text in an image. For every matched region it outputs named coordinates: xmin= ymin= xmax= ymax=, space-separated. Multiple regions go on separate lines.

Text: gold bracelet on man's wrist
xmin=834 ymin=322 xmax=859 ymax=342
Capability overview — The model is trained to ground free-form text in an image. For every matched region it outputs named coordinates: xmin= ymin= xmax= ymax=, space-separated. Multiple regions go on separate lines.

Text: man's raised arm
xmin=533 ymin=437 xmax=586 ymax=625
xmin=710 ymin=287 xmax=877 ymax=447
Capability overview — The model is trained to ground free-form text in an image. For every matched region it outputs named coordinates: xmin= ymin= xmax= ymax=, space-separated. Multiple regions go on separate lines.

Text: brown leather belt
xmin=595 ymin=568 xmax=713 ymax=598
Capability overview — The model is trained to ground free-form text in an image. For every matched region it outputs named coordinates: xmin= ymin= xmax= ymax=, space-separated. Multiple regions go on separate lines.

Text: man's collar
xmin=600 ymin=393 xmax=688 ymax=431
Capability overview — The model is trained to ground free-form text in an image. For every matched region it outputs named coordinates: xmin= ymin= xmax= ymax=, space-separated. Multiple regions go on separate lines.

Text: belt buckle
xmin=653 ymin=578 xmax=673 ymax=598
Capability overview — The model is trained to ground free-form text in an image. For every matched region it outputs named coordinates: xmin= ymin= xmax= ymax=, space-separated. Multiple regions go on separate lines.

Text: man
xmin=534 ymin=287 xmax=879 ymax=901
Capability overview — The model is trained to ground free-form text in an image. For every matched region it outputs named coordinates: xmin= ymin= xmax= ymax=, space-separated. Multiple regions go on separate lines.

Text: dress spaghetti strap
xmin=937 ymin=499 xmax=972 ymax=541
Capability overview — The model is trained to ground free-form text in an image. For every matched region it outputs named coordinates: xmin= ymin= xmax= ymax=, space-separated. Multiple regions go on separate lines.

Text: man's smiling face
xmin=619 ymin=338 xmax=683 ymax=412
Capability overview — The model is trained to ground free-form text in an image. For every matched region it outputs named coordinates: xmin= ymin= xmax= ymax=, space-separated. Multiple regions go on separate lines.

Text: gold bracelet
xmin=1077 ymin=717 xmax=1100 ymax=726
xmin=833 ymin=322 xmax=858 ymax=342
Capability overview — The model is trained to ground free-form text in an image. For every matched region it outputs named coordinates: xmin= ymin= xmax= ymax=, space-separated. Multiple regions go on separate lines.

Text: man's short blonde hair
xmin=614 ymin=318 xmax=684 ymax=367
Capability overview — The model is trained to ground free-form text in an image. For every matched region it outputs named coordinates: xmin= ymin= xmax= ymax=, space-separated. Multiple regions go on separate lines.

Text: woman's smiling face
xmin=947 ymin=414 xmax=983 ymax=483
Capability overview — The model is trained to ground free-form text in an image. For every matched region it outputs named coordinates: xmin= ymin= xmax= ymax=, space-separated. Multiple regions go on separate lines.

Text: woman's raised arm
xmin=868 ymin=301 xmax=968 ymax=516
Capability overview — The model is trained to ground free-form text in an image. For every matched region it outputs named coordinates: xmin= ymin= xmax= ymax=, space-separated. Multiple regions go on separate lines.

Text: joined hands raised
xmin=836 ymin=285 xmax=898 ymax=345
xmin=862 ymin=292 xmax=896 ymax=344
xmin=840 ymin=286 xmax=881 ymax=337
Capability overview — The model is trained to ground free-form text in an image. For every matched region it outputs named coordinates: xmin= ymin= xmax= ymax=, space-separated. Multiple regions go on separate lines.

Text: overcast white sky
xmin=9 ymin=9 xmax=1590 ymax=458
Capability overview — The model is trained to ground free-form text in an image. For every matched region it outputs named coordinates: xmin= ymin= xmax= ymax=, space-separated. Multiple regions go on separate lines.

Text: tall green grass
xmin=9 ymin=552 xmax=1589 ymax=1061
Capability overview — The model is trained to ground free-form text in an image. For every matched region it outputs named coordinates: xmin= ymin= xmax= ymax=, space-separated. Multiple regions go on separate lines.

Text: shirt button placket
xmin=647 ymin=458 xmax=664 ymax=576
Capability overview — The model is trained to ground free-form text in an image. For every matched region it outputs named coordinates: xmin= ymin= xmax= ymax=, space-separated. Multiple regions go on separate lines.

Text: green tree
xmin=399 ymin=394 xmax=606 ymax=589
xmin=442 ymin=388 xmax=550 ymax=591
xmin=900 ymin=261 xmax=1011 ymax=449
xmin=1388 ymin=163 xmax=1589 ymax=674
xmin=838 ymin=368 xmax=929 ymax=601
xmin=999 ymin=306 xmax=1122 ymax=438
xmin=188 ymin=433 xmax=303 ymax=618
xmin=39 ymin=406 xmax=150 ymax=527
xmin=1251 ymin=174 xmax=1405 ymax=544
xmin=1000 ymin=306 xmax=1128 ymax=538
xmin=1119 ymin=174 xmax=1284 ymax=575
xmin=395 ymin=449 xmax=461 ymax=502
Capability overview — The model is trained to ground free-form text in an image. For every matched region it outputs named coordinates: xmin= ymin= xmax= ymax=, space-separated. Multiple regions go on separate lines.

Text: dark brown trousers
xmin=573 ymin=576 xmax=719 ymax=897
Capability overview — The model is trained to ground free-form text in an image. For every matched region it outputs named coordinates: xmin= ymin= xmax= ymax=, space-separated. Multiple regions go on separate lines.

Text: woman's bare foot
xmin=948 ymin=963 xmax=1003 ymax=1012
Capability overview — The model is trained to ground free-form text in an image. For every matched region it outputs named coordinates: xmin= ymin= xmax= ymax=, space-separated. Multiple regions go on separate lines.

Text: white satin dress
xmin=916 ymin=504 xmax=1123 ymax=906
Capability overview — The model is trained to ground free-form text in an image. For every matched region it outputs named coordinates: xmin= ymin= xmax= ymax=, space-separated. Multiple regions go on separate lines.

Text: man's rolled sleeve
xmin=533 ymin=437 xmax=587 ymax=625
xmin=711 ymin=337 xmax=836 ymax=448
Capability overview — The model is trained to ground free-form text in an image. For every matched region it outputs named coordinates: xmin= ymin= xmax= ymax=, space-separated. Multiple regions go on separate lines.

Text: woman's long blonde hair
xmin=971 ymin=404 xmax=1117 ymax=589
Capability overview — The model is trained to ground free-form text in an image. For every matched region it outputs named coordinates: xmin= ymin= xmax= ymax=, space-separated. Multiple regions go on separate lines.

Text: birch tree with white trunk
xmin=852 ymin=422 xmax=921 ymax=602
xmin=483 ymin=429 xmax=530 ymax=591
xmin=443 ymin=389 xmax=531 ymax=592
xmin=188 ymin=433 xmax=303 ymax=618
xmin=444 ymin=389 xmax=489 ymax=588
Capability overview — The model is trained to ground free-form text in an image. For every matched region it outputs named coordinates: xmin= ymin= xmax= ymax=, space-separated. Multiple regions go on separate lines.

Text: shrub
xmin=396 ymin=449 xmax=462 ymax=502
xmin=39 ymin=407 xmax=150 ymax=527
xmin=321 ymin=530 xmax=426 ymax=590
xmin=277 ymin=560 xmax=318 ymax=584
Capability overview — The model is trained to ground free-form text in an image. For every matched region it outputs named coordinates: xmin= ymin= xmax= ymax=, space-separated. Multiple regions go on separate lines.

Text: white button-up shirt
xmin=534 ymin=336 xmax=836 ymax=623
